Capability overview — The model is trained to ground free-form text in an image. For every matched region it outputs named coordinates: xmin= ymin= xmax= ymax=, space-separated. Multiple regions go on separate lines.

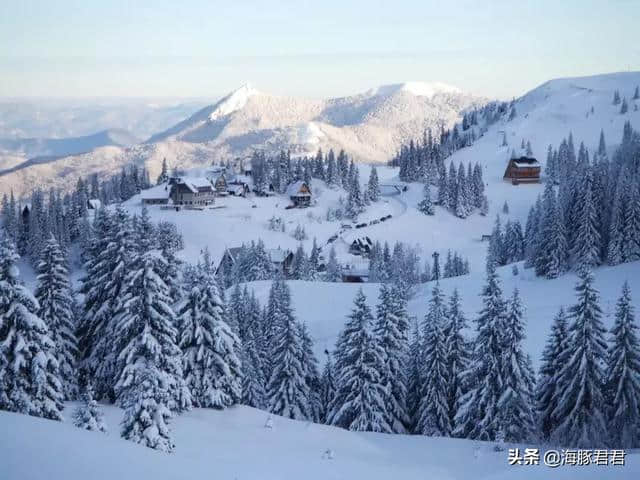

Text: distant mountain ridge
xmin=147 ymin=81 xmax=486 ymax=162
xmin=0 ymin=128 xmax=140 ymax=161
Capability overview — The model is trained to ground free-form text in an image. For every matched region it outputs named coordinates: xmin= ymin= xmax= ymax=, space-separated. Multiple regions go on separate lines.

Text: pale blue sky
xmin=1 ymin=0 xmax=638 ymax=99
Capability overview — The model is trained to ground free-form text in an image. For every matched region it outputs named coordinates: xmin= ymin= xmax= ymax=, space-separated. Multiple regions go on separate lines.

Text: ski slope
xmin=1 ymin=406 xmax=637 ymax=480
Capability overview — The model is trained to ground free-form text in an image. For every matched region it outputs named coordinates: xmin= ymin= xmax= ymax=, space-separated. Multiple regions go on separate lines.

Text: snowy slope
xmin=245 ymin=260 xmax=640 ymax=370
xmin=2 ymin=406 xmax=638 ymax=480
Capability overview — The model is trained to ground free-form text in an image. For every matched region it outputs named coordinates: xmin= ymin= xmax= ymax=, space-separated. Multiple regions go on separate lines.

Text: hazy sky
xmin=1 ymin=0 xmax=638 ymax=100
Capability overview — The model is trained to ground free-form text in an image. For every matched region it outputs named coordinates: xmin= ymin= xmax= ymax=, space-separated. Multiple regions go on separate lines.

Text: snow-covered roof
xmin=512 ymin=157 xmax=540 ymax=168
xmin=140 ymin=184 xmax=171 ymax=200
xmin=87 ymin=199 xmax=102 ymax=209
xmin=228 ymin=184 xmax=245 ymax=194
xmin=176 ymin=177 xmax=214 ymax=193
xmin=267 ymin=248 xmax=293 ymax=263
xmin=286 ymin=180 xmax=311 ymax=197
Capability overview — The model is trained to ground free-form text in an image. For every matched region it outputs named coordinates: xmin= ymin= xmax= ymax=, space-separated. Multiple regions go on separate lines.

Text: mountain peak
xmin=368 ymin=81 xmax=462 ymax=98
xmin=209 ymin=83 xmax=260 ymax=121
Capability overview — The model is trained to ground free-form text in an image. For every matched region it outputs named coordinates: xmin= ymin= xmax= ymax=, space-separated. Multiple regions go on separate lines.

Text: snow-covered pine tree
xmin=437 ymin=168 xmax=449 ymax=209
xmin=156 ymin=220 xmax=185 ymax=303
xmin=324 ymin=246 xmax=342 ymax=282
xmin=406 ymin=316 xmax=422 ymax=431
xmin=35 ymin=234 xmax=78 ymax=400
xmin=535 ymin=307 xmax=569 ymax=441
xmin=266 ymin=278 xmax=311 ymax=420
xmin=120 ymin=368 xmax=175 ymax=452
xmin=291 ymin=244 xmax=310 ymax=280
xmin=298 ymin=322 xmax=322 ymax=422
xmin=535 ymin=181 xmax=568 ymax=278
xmin=418 ymin=183 xmax=435 ymax=215
xmin=328 ymin=289 xmax=390 ymax=432
xmin=605 ymin=281 xmax=640 ymax=448
xmin=455 ymin=165 xmax=470 ymax=218
xmin=453 ymin=260 xmax=506 ymax=440
xmin=156 ymin=158 xmax=169 ymax=185
xmin=72 ymin=383 xmax=107 ymax=433
xmin=613 ymin=89 xmax=621 ymax=105
xmin=620 ymin=97 xmax=628 ymax=114
xmin=320 ymin=351 xmax=336 ymax=424
xmin=443 ymin=288 xmax=470 ymax=427
xmin=113 ymin=236 xmax=191 ymax=413
xmin=571 ymin=168 xmax=601 ymax=270
xmin=497 ymin=289 xmax=535 ymax=442
xmin=373 ymin=283 xmax=410 ymax=433
xmin=367 ymin=166 xmax=380 ymax=202
xmin=78 ymin=205 xmax=132 ymax=401
xmin=550 ymin=269 xmax=608 ymax=447
xmin=308 ymin=238 xmax=320 ymax=280
xmin=177 ymin=260 xmax=242 ymax=409
xmin=416 ymin=283 xmax=451 ymax=436
xmin=0 ymin=235 xmax=63 ymax=420
xmin=241 ymin=291 xmax=267 ymax=409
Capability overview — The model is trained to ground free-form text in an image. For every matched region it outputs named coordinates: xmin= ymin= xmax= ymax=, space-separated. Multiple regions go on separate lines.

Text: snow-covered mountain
xmin=0 ymin=128 xmax=140 ymax=167
xmin=148 ymin=81 xmax=484 ymax=161
xmin=0 ymin=81 xmax=485 ymax=198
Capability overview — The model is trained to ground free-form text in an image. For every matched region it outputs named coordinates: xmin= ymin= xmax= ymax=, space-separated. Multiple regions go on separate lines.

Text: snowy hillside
xmin=2 ymin=406 xmax=637 ymax=480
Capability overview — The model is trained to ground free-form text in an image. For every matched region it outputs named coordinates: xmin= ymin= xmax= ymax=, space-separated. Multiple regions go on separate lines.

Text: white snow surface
xmin=2 ymin=405 xmax=638 ymax=480
xmin=208 ymin=83 xmax=260 ymax=121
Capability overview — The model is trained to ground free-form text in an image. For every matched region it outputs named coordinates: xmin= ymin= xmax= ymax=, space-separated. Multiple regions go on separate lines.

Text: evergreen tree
xmin=328 ymin=290 xmax=390 ymax=432
xmin=498 ymin=289 xmax=535 ymax=442
xmin=78 ymin=206 xmax=132 ymax=401
xmin=367 ymin=166 xmax=380 ymax=202
xmin=120 ymin=369 xmax=175 ymax=452
xmin=113 ymin=241 xmax=191 ymax=413
xmin=324 ymin=246 xmax=342 ymax=282
xmin=72 ymin=383 xmax=107 ymax=433
xmin=417 ymin=283 xmax=451 ymax=436
xmin=298 ymin=322 xmax=322 ymax=422
xmin=535 ymin=307 xmax=569 ymax=441
xmin=620 ymin=97 xmax=628 ymax=114
xmin=177 ymin=261 xmax=241 ymax=409
xmin=454 ymin=261 xmax=506 ymax=440
xmin=606 ymin=281 xmax=640 ymax=447
xmin=266 ymin=279 xmax=311 ymax=420
xmin=374 ymin=283 xmax=410 ymax=433
xmin=0 ymin=235 xmax=63 ymax=420
xmin=444 ymin=289 xmax=470 ymax=427
xmin=550 ymin=270 xmax=608 ymax=447
xmin=156 ymin=158 xmax=169 ymax=185
xmin=418 ymin=184 xmax=435 ymax=215
xmin=571 ymin=169 xmax=601 ymax=270
xmin=35 ymin=234 xmax=78 ymax=400
xmin=320 ymin=352 xmax=336 ymax=424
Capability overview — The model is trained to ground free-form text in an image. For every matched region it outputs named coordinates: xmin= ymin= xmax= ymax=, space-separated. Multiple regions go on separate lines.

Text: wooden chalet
xmin=341 ymin=265 xmax=369 ymax=283
xmin=214 ymin=174 xmax=228 ymax=196
xmin=349 ymin=236 xmax=373 ymax=257
xmin=217 ymin=246 xmax=294 ymax=277
xmin=286 ymin=180 xmax=312 ymax=207
xmin=503 ymin=156 xmax=541 ymax=184
xmin=169 ymin=177 xmax=216 ymax=206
